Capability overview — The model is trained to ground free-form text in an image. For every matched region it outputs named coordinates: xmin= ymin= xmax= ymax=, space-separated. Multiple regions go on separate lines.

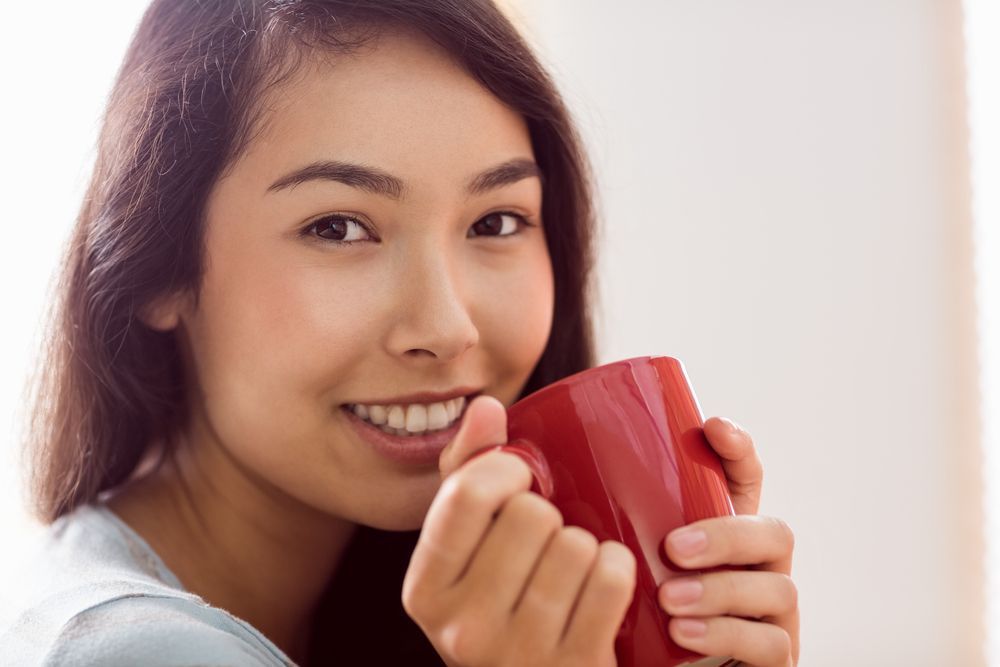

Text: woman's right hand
xmin=402 ymin=396 xmax=637 ymax=667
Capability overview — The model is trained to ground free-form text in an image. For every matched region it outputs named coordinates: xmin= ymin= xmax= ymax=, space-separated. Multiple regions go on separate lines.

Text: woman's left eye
xmin=468 ymin=211 xmax=530 ymax=239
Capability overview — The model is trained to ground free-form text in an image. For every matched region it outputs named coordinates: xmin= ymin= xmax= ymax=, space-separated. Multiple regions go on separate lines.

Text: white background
xmin=515 ymin=0 xmax=992 ymax=664
xmin=0 ymin=3 xmax=154 ymax=559
xmin=2 ymin=2 xmax=996 ymax=666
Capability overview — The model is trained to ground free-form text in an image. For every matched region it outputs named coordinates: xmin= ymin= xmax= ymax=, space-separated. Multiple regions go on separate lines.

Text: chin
xmin=358 ymin=503 xmax=430 ymax=532
xmin=341 ymin=482 xmax=438 ymax=532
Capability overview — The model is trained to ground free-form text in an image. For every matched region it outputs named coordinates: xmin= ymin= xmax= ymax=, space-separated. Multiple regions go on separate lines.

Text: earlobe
xmin=138 ymin=291 xmax=190 ymax=332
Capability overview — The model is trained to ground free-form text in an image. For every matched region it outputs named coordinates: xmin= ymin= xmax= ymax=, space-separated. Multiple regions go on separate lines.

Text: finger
xmin=561 ymin=540 xmax=637 ymax=656
xmin=659 ymin=571 xmax=798 ymax=621
xmin=407 ymin=451 xmax=533 ymax=596
xmin=669 ymin=616 xmax=793 ymax=667
xmin=703 ymin=417 xmax=763 ymax=515
xmin=509 ymin=526 xmax=600 ymax=650
xmin=458 ymin=491 xmax=564 ymax=613
xmin=439 ymin=394 xmax=508 ymax=477
xmin=664 ymin=515 xmax=795 ymax=575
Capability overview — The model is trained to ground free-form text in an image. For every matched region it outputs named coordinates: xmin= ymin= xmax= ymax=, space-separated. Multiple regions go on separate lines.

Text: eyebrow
xmin=266 ymin=157 xmax=543 ymax=199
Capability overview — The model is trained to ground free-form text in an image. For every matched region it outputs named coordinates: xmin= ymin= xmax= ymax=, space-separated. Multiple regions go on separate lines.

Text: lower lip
xmin=341 ymin=405 xmax=465 ymax=466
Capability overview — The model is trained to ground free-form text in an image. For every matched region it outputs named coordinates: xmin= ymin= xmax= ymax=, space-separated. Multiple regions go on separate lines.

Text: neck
xmin=107 ymin=428 xmax=356 ymax=665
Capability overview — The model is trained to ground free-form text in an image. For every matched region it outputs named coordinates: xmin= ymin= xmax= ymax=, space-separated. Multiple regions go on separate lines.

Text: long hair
xmin=23 ymin=0 xmax=598 ymax=662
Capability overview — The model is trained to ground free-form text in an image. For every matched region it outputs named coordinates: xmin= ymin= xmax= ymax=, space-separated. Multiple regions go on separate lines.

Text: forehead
xmin=234 ymin=28 xmax=534 ymax=190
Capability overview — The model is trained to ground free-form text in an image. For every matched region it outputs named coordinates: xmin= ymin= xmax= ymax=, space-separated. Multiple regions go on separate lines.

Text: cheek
xmin=476 ymin=241 xmax=555 ymax=387
xmin=189 ymin=236 xmax=375 ymax=442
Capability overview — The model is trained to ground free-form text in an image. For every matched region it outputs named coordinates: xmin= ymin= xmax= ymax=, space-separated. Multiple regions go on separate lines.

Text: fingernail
xmin=720 ymin=417 xmax=745 ymax=435
xmin=668 ymin=529 xmax=708 ymax=558
xmin=664 ymin=579 xmax=703 ymax=606
xmin=675 ymin=618 xmax=708 ymax=638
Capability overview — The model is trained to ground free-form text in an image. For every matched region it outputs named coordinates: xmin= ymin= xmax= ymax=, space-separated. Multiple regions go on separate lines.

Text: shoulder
xmin=2 ymin=580 xmax=290 ymax=667
xmin=4 ymin=503 xmax=184 ymax=601
xmin=38 ymin=594 xmax=286 ymax=667
xmin=1 ymin=504 xmax=292 ymax=666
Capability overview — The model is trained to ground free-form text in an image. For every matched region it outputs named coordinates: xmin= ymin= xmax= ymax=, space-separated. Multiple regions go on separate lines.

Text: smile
xmin=344 ymin=396 xmax=471 ymax=437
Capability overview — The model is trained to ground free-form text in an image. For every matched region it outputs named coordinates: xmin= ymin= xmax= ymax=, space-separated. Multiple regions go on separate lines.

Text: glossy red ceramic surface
xmin=494 ymin=356 xmax=740 ymax=667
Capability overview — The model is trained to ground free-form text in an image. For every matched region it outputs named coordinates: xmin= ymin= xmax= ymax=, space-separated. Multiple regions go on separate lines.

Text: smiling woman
xmin=0 ymin=1 xmax=598 ymax=665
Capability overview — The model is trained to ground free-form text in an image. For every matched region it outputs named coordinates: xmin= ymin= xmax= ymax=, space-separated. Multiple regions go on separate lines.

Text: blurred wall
xmin=511 ymin=1 xmax=984 ymax=665
xmin=0 ymin=1 xmax=153 ymax=566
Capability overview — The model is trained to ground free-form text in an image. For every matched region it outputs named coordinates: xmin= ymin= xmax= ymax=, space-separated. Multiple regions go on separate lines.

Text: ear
xmin=138 ymin=291 xmax=192 ymax=332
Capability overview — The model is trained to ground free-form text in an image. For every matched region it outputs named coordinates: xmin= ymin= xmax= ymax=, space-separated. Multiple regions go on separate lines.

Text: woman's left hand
xmin=659 ymin=417 xmax=800 ymax=667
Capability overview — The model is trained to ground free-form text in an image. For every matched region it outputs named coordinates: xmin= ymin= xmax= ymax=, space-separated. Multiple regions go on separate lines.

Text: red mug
xmin=486 ymin=356 xmax=740 ymax=667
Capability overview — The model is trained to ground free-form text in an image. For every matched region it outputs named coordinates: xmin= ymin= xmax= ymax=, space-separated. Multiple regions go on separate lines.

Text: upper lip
xmin=345 ymin=387 xmax=484 ymax=407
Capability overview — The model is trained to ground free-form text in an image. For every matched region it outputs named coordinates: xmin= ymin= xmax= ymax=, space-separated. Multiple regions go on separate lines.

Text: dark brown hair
xmin=24 ymin=0 xmax=598 ymax=661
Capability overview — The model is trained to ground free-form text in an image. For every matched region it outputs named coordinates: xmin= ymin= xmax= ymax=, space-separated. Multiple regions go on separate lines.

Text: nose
xmin=384 ymin=246 xmax=480 ymax=363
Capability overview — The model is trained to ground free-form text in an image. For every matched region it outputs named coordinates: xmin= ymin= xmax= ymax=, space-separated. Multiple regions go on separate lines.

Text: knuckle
xmin=534 ymin=498 xmax=565 ymax=531
xmin=769 ymin=516 xmax=796 ymax=551
xmin=554 ymin=525 xmax=600 ymax=563
xmin=443 ymin=472 xmax=494 ymax=514
xmin=767 ymin=626 xmax=793 ymax=664
xmin=473 ymin=449 xmax=532 ymax=486
xmin=505 ymin=492 xmax=564 ymax=531
xmin=438 ymin=619 xmax=490 ymax=667
xmin=593 ymin=541 xmax=636 ymax=590
xmin=602 ymin=540 xmax=636 ymax=568
xmin=400 ymin=578 xmax=418 ymax=616
xmin=778 ymin=573 xmax=799 ymax=613
xmin=401 ymin=576 xmax=438 ymax=625
xmin=495 ymin=449 xmax=535 ymax=479
xmin=400 ymin=590 xmax=424 ymax=623
xmin=442 ymin=453 xmax=532 ymax=515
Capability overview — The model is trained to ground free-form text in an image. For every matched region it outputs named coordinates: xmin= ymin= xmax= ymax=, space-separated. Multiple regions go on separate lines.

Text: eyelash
xmin=299 ymin=210 xmax=535 ymax=247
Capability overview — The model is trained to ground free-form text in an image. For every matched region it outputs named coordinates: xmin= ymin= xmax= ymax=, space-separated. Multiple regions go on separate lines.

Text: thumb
xmin=438 ymin=394 xmax=508 ymax=478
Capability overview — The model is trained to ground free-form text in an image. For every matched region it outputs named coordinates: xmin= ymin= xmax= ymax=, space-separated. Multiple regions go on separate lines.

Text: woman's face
xmin=168 ymin=29 xmax=553 ymax=530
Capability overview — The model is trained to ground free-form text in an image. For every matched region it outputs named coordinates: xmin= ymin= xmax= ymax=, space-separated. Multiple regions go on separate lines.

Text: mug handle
xmin=471 ymin=439 xmax=555 ymax=500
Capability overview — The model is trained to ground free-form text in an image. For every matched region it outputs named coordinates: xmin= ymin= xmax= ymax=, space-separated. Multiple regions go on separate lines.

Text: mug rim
xmin=513 ymin=354 xmax=681 ymax=407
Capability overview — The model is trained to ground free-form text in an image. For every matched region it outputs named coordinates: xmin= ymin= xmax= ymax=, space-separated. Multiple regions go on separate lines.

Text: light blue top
xmin=0 ymin=503 xmax=296 ymax=666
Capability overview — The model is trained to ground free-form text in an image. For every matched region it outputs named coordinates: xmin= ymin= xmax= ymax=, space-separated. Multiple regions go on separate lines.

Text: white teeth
xmin=405 ymin=404 xmax=428 ymax=433
xmin=368 ymin=405 xmax=387 ymax=425
xmin=350 ymin=395 xmax=473 ymax=435
xmin=387 ymin=405 xmax=406 ymax=429
xmin=427 ymin=403 xmax=448 ymax=430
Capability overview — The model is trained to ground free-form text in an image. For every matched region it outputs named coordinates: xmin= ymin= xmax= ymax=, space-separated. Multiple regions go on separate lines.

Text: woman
xmin=3 ymin=1 xmax=799 ymax=665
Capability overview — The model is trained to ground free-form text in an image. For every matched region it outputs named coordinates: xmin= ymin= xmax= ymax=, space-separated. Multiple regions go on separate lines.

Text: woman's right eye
xmin=302 ymin=215 xmax=374 ymax=245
